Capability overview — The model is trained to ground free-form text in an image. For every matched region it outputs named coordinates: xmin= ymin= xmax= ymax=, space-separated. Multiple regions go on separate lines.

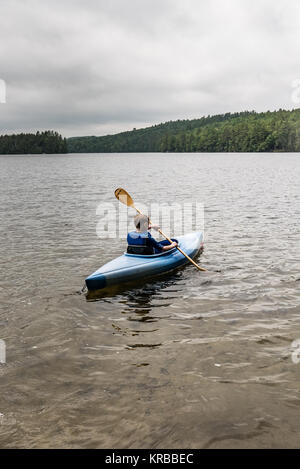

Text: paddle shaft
xmin=134 ymin=207 xmax=207 ymax=272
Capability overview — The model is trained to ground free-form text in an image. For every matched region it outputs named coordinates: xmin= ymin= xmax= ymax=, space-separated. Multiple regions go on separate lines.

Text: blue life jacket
xmin=127 ymin=231 xmax=155 ymax=255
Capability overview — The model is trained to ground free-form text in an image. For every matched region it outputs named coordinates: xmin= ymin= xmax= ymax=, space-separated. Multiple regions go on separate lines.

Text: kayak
xmin=85 ymin=231 xmax=204 ymax=292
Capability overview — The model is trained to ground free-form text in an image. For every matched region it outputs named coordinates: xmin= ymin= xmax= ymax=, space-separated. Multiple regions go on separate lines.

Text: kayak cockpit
xmin=124 ymin=247 xmax=177 ymax=259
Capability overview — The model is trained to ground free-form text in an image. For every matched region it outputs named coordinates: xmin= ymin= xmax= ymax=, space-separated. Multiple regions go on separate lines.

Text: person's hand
xmin=149 ymin=224 xmax=160 ymax=231
xmin=172 ymin=241 xmax=178 ymax=248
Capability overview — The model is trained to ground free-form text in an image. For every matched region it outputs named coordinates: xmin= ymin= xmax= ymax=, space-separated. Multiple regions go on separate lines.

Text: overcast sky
xmin=0 ymin=0 xmax=300 ymax=137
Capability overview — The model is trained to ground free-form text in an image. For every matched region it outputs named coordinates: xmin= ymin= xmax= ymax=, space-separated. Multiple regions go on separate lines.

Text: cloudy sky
xmin=0 ymin=0 xmax=300 ymax=137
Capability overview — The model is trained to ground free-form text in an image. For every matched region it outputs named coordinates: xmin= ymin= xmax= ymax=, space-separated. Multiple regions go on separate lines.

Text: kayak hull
xmin=85 ymin=231 xmax=204 ymax=292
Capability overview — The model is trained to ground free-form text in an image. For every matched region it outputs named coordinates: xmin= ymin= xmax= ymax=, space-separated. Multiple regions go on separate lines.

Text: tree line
xmin=0 ymin=131 xmax=68 ymax=154
xmin=67 ymin=109 xmax=300 ymax=153
xmin=1 ymin=109 xmax=300 ymax=154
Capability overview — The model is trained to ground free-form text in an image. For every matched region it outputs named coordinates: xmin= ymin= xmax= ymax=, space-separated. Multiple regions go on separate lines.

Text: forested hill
xmin=67 ymin=109 xmax=300 ymax=153
xmin=1 ymin=109 xmax=300 ymax=154
xmin=0 ymin=131 xmax=68 ymax=154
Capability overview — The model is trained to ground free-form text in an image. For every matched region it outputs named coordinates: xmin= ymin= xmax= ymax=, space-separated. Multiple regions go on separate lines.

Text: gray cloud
xmin=0 ymin=0 xmax=299 ymax=137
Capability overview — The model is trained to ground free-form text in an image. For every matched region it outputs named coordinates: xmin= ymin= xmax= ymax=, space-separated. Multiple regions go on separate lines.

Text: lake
xmin=0 ymin=153 xmax=299 ymax=448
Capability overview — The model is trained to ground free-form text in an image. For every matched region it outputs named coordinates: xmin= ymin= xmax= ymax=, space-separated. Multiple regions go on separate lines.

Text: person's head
xmin=134 ymin=214 xmax=149 ymax=232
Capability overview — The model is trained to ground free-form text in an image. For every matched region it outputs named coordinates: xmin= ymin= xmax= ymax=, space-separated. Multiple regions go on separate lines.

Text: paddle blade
xmin=114 ymin=188 xmax=135 ymax=208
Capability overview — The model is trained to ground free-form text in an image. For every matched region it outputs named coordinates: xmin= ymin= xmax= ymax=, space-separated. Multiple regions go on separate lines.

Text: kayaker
xmin=127 ymin=214 xmax=178 ymax=255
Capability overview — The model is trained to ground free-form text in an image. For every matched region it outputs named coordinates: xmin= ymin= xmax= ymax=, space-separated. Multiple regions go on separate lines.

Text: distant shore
xmin=1 ymin=108 xmax=300 ymax=154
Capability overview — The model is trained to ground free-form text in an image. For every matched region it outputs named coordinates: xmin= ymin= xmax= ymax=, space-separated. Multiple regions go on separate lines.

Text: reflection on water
xmin=0 ymin=153 xmax=300 ymax=449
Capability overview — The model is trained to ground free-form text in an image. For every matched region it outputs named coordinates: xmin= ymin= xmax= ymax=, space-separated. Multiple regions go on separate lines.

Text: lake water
xmin=0 ymin=153 xmax=299 ymax=449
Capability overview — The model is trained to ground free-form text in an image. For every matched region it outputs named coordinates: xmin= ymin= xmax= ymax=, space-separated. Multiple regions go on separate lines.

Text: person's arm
xmin=161 ymin=241 xmax=178 ymax=251
xmin=148 ymin=231 xmax=178 ymax=252
xmin=149 ymin=224 xmax=160 ymax=231
xmin=149 ymin=226 xmax=178 ymax=250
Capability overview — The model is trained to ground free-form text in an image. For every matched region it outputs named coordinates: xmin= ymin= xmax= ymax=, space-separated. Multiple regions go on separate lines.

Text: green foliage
xmin=2 ymin=110 xmax=300 ymax=154
xmin=67 ymin=109 xmax=300 ymax=153
xmin=0 ymin=131 xmax=68 ymax=154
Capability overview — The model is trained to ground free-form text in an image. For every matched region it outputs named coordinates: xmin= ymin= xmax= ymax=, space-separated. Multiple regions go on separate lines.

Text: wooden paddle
xmin=114 ymin=187 xmax=207 ymax=272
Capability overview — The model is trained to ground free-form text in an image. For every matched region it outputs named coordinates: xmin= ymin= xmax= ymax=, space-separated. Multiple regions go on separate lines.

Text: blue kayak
xmin=85 ymin=231 xmax=204 ymax=292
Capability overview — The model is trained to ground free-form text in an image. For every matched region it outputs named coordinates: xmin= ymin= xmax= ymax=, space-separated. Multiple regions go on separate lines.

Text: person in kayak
xmin=127 ymin=214 xmax=178 ymax=255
